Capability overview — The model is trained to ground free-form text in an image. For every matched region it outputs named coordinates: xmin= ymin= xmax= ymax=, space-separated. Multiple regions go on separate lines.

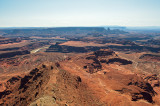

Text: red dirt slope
xmin=0 ymin=49 xmax=160 ymax=106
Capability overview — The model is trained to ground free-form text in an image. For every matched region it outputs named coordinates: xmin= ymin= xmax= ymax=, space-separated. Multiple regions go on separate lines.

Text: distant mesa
xmin=0 ymin=27 xmax=128 ymax=37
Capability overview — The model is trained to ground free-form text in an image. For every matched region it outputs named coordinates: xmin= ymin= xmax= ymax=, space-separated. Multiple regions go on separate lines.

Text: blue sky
xmin=0 ymin=0 xmax=160 ymax=27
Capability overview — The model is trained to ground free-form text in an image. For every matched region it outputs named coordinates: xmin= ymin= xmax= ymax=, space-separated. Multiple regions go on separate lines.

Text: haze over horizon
xmin=0 ymin=0 xmax=160 ymax=27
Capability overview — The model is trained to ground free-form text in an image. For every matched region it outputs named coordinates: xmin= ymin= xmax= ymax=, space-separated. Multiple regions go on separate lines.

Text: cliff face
xmin=0 ymin=38 xmax=22 ymax=45
xmin=0 ymin=49 xmax=160 ymax=106
xmin=139 ymin=54 xmax=160 ymax=62
xmin=46 ymin=44 xmax=88 ymax=53
xmin=46 ymin=43 xmax=116 ymax=53
xmin=0 ymin=50 xmax=30 ymax=59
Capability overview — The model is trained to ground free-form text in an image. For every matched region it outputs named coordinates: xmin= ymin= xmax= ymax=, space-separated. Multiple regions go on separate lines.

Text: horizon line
xmin=1 ymin=25 xmax=160 ymax=28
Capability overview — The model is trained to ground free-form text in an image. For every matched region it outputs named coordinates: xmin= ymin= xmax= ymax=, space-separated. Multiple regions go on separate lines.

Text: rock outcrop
xmin=143 ymin=74 xmax=160 ymax=87
xmin=0 ymin=64 xmax=51 ymax=106
xmin=83 ymin=49 xmax=132 ymax=73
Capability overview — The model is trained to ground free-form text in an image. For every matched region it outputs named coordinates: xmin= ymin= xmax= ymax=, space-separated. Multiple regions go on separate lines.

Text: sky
xmin=0 ymin=0 xmax=160 ymax=27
